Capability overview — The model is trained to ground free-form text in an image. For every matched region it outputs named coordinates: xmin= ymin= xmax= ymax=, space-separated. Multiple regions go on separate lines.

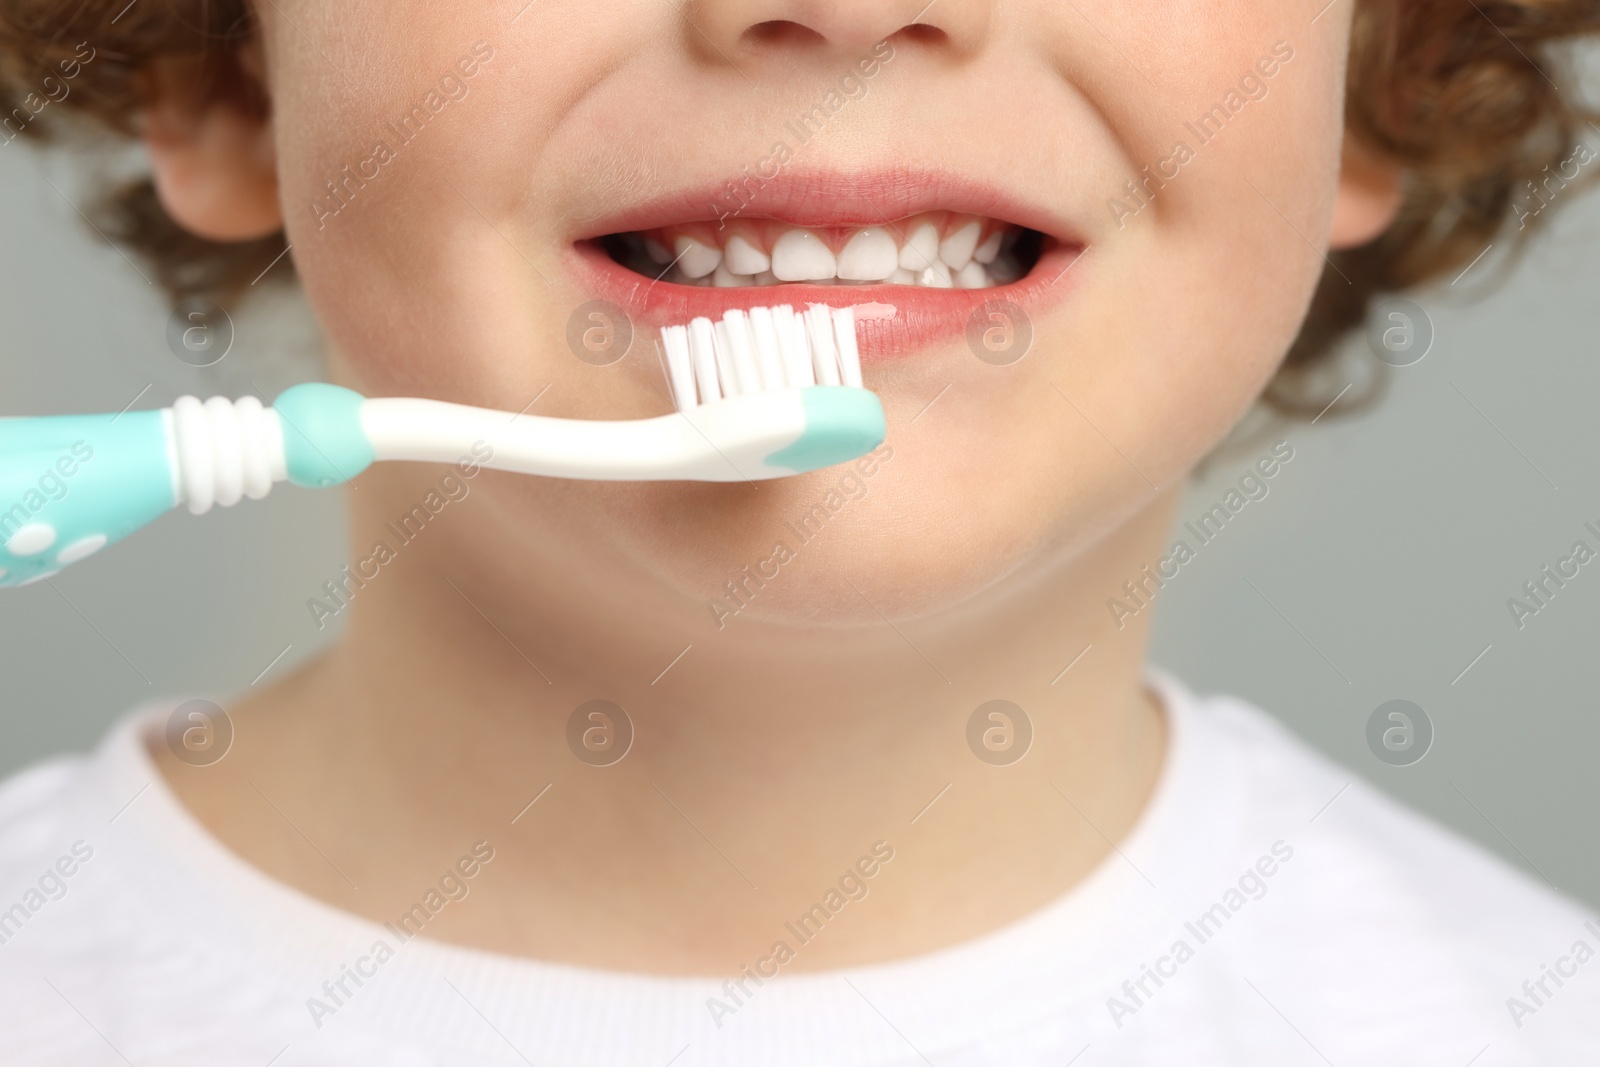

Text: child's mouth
xmin=568 ymin=169 xmax=1085 ymax=362
xmin=596 ymin=214 xmax=1046 ymax=291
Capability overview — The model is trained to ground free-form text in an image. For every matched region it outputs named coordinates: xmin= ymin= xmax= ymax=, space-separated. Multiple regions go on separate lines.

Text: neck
xmin=161 ymin=471 xmax=1178 ymax=974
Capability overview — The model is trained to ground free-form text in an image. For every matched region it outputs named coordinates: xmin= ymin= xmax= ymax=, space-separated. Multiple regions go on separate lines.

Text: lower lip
xmin=568 ymin=241 xmax=1085 ymax=361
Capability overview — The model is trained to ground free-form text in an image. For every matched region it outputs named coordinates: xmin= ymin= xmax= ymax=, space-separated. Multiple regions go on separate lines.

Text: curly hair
xmin=2 ymin=0 xmax=1598 ymax=414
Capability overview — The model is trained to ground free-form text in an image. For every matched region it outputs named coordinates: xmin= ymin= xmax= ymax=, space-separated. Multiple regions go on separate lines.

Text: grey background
xmin=3 ymin=139 xmax=1599 ymax=909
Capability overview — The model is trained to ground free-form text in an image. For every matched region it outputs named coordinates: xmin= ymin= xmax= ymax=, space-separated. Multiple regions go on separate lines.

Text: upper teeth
xmin=837 ymin=228 xmax=898 ymax=280
xmin=723 ymin=234 xmax=770 ymax=275
xmin=939 ymin=220 xmax=982 ymax=270
xmin=621 ymin=214 xmax=1023 ymax=289
xmin=674 ymin=235 xmax=723 ymax=279
xmin=771 ymin=230 xmax=835 ymax=282
xmin=898 ymin=221 xmax=940 ymax=273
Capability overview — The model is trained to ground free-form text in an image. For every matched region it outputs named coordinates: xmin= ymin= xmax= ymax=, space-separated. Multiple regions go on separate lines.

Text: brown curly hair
xmin=3 ymin=0 xmax=1598 ymax=413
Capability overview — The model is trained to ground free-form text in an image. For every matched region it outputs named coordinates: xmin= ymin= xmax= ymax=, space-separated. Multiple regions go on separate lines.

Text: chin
xmin=571 ymin=413 xmax=1128 ymax=632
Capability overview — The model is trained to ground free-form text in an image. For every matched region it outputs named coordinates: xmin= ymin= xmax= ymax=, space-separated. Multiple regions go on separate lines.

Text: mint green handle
xmin=0 ymin=384 xmax=375 ymax=586
xmin=0 ymin=410 xmax=175 ymax=586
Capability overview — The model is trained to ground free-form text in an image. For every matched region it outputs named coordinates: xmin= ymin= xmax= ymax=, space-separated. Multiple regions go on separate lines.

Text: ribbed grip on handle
xmin=170 ymin=395 xmax=286 ymax=514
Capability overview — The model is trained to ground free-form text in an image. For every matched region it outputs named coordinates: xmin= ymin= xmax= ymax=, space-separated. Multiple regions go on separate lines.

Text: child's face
xmin=251 ymin=1 xmax=1371 ymax=624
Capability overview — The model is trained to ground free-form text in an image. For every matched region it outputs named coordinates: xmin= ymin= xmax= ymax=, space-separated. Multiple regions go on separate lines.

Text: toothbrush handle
xmin=0 ymin=408 xmax=180 ymax=586
xmin=0 ymin=385 xmax=371 ymax=586
xmin=0 ymin=377 xmax=884 ymax=583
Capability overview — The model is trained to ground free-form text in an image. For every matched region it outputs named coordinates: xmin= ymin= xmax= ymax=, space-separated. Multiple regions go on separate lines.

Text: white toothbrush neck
xmin=361 ymin=394 xmax=810 ymax=482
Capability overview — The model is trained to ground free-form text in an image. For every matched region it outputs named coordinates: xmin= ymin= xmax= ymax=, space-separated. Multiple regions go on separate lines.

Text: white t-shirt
xmin=0 ymin=670 xmax=1594 ymax=1066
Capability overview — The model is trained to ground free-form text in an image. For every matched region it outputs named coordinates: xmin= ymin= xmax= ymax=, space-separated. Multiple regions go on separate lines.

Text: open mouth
xmin=569 ymin=172 xmax=1085 ymax=361
xmin=597 ymin=214 xmax=1047 ymax=290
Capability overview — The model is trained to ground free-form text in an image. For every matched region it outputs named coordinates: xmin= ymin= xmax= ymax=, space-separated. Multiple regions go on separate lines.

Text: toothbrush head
xmin=657 ymin=304 xmax=885 ymax=478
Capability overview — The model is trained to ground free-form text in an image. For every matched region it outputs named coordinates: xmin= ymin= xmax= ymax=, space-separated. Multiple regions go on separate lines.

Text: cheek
xmin=989 ymin=2 xmax=1349 ymax=505
xmin=1098 ymin=36 xmax=1346 ymax=455
xmin=264 ymin=6 xmax=587 ymax=404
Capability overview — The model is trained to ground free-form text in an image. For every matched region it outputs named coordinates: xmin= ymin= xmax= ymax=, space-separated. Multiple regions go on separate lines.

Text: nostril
xmin=743 ymin=20 xmax=827 ymax=48
xmin=740 ymin=19 xmax=949 ymax=53
xmin=895 ymin=23 xmax=947 ymax=46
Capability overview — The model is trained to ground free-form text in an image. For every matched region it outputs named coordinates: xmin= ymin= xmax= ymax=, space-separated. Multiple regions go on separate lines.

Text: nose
xmin=689 ymin=0 xmax=991 ymax=63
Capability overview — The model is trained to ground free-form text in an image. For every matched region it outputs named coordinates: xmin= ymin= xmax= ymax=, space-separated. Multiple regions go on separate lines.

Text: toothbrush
xmin=0 ymin=303 xmax=883 ymax=588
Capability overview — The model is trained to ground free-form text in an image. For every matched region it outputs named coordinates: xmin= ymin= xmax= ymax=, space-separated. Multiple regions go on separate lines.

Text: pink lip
xmin=566 ymin=169 xmax=1088 ymax=360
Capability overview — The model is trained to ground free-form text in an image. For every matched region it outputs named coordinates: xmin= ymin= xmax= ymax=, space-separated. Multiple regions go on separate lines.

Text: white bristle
xmin=662 ymin=304 xmax=862 ymax=412
xmin=721 ymin=310 xmax=760 ymax=395
xmin=660 ymin=325 xmax=696 ymax=411
xmin=713 ymin=317 xmax=741 ymax=396
xmin=748 ymin=306 xmax=784 ymax=389
xmin=687 ymin=317 xmax=721 ymax=408
xmin=774 ymin=305 xmax=815 ymax=389
xmin=832 ymin=306 xmax=862 ymax=389
xmin=803 ymin=305 xmax=841 ymax=387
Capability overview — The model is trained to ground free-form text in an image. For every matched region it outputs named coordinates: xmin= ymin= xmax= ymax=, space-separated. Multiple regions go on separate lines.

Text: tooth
xmin=898 ymin=221 xmax=940 ymax=271
xmin=939 ymin=221 xmax=982 ymax=271
xmin=973 ymin=230 xmax=1002 ymax=264
xmin=771 ymin=230 xmax=837 ymax=281
xmin=919 ymin=263 xmax=953 ymax=288
xmin=712 ymin=263 xmax=753 ymax=287
xmin=724 ymin=234 xmax=770 ymax=275
xmin=674 ymin=235 xmax=722 ymax=279
xmin=889 ymin=267 xmax=917 ymax=285
xmin=645 ymin=238 xmax=672 ymax=264
xmin=954 ymin=261 xmax=990 ymax=289
xmin=753 ymin=270 xmax=779 ymax=286
xmin=836 ymin=228 xmax=899 ymax=281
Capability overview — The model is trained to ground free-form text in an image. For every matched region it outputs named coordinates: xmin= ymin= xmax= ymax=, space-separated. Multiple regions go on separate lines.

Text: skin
xmin=146 ymin=0 xmax=1399 ymax=974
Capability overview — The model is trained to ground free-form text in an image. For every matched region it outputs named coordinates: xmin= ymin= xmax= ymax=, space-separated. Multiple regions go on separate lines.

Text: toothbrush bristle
xmin=661 ymin=325 xmax=696 ymax=410
xmin=661 ymin=304 xmax=860 ymax=412
xmin=804 ymin=305 xmax=841 ymax=388
xmin=774 ymin=305 xmax=815 ymax=391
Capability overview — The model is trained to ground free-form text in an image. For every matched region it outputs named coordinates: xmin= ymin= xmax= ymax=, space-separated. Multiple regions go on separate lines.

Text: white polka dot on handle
xmin=56 ymin=534 xmax=108 ymax=565
xmin=6 ymin=523 xmax=56 ymax=557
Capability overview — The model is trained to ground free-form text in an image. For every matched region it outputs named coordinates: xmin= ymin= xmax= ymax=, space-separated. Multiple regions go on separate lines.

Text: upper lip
xmin=570 ymin=166 xmax=1083 ymax=247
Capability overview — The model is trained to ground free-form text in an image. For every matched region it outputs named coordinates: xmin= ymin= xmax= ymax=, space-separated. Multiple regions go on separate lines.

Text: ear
xmin=1329 ymin=131 xmax=1402 ymax=249
xmin=142 ymin=40 xmax=281 ymax=242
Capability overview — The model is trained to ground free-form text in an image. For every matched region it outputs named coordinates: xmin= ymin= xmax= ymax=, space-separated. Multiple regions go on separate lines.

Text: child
xmin=1 ymin=0 xmax=1596 ymax=1063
